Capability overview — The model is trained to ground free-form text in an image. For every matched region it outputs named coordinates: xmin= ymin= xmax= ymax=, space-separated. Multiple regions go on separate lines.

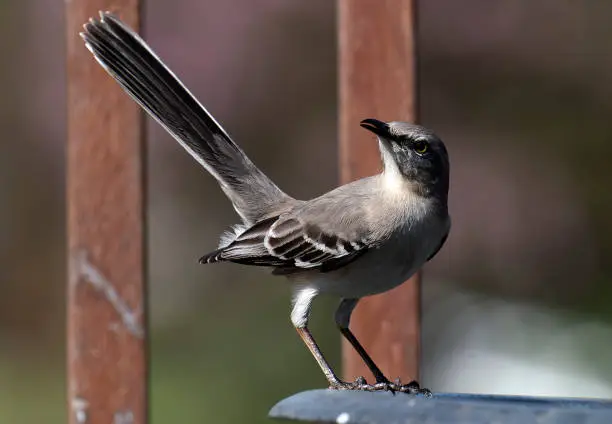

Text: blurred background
xmin=3 ymin=0 xmax=612 ymax=422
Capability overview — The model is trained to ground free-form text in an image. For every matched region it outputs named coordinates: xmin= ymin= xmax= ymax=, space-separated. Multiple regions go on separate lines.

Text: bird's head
xmin=360 ymin=118 xmax=449 ymax=198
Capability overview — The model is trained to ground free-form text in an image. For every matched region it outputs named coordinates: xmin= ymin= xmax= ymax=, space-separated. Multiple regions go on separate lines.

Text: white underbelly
xmin=309 ymin=218 xmax=446 ymax=298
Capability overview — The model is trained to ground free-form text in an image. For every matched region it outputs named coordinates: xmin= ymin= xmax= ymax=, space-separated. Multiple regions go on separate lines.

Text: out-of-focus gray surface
xmin=270 ymin=390 xmax=612 ymax=424
xmin=2 ymin=1 xmax=612 ymax=422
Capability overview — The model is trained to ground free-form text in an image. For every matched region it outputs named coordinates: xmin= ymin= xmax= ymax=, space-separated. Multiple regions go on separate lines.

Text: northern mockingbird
xmin=81 ymin=12 xmax=450 ymax=394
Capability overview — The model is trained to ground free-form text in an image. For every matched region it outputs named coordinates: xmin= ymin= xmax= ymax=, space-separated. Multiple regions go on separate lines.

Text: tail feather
xmin=81 ymin=12 xmax=294 ymax=224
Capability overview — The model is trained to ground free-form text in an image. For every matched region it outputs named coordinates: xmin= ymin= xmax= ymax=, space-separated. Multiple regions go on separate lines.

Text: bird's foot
xmin=328 ymin=376 xmax=363 ymax=390
xmin=387 ymin=378 xmax=432 ymax=397
xmin=329 ymin=377 xmax=431 ymax=396
xmin=329 ymin=376 xmax=393 ymax=392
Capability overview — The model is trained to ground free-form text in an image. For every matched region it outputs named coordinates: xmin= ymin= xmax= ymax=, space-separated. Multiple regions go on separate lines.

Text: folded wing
xmin=199 ymin=213 xmax=369 ymax=274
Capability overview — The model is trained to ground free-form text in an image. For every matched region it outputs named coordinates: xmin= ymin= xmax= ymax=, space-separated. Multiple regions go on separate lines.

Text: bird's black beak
xmin=360 ymin=118 xmax=390 ymax=138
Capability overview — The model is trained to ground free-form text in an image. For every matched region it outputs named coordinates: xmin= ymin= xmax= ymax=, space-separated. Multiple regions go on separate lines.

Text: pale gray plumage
xmin=81 ymin=12 xmax=450 ymax=393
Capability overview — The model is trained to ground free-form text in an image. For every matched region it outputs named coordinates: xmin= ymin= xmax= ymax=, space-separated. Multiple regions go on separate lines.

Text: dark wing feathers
xmin=199 ymin=215 xmax=368 ymax=274
xmin=81 ymin=12 xmax=294 ymax=224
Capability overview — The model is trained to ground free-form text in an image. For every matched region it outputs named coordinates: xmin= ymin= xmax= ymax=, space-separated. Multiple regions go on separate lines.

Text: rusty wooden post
xmin=338 ymin=0 xmax=420 ymax=384
xmin=66 ymin=2 xmax=147 ymax=424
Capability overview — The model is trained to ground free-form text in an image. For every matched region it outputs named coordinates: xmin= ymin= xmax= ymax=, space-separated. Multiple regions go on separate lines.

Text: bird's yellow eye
xmin=413 ymin=140 xmax=428 ymax=154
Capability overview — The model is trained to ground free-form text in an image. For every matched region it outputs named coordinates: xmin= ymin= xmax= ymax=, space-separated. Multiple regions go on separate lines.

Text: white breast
xmin=310 ymin=212 xmax=448 ymax=298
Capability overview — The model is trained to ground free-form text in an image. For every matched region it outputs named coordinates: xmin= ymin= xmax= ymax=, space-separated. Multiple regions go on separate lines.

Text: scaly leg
xmin=291 ymin=288 xmax=367 ymax=389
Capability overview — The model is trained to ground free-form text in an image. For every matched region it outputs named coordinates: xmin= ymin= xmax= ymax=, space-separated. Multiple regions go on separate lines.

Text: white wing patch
xmin=205 ymin=215 xmax=369 ymax=273
xmin=264 ymin=217 xmax=366 ymax=270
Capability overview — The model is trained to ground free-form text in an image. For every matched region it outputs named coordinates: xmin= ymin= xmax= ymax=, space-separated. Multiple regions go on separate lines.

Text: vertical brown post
xmin=338 ymin=0 xmax=420 ymax=383
xmin=66 ymin=2 xmax=147 ymax=424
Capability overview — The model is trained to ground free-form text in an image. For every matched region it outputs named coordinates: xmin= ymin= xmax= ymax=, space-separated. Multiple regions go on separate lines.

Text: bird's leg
xmin=335 ymin=298 xmax=431 ymax=395
xmin=292 ymin=288 xmax=346 ymax=388
xmin=294 ymin=326 xmax=343 ymax=386
xmin=292 ymin=288 xmax=372 ymax=389
xmin=335 ymin=298 xmax=390 ymax=386
xmin=296 ymin=326 xmax=403 ymax=390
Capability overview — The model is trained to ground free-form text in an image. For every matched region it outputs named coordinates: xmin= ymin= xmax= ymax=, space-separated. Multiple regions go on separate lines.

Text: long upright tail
xmin=81 ymin=12 xmax=294 ymax=224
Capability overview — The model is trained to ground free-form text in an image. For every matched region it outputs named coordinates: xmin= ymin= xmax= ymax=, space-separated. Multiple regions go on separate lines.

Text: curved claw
xmin=394 ymin=380 xmax=432 ymax=396
xmin=419 ymin=388 xmax=433 ymax=398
